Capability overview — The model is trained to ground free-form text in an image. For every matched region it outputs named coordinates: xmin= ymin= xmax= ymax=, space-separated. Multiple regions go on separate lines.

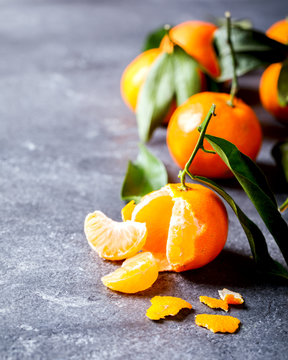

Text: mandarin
xmin=266 ymin=18 xmax=288 ymax=44
xmin=167 ymin=21 xmax=220 ymax=78
xmin=166 ymin=92 xmax=262 ymax=178
xmin=129 ymin=183 xmax=228 ymax=272
xmin=259 ymin=63 xmax=288 ymax=122
xmin=259 ymin=19 xmax=288 ymax=122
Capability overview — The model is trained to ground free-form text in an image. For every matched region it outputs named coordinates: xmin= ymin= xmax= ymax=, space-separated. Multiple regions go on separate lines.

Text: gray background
xmin=1 ymin=0 xmax=288 ymax=359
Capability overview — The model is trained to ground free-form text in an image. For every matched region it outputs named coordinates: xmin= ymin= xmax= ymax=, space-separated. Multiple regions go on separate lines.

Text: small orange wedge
xmin=146 ymin=296 xmax=192 ymax=320
xmin=121 ymin=200 xmax=136 ymax=221
xmin=101 ymin=252 xmax=159 ymax=293
xmin=84 ymin=211 xmax=147 ymax=260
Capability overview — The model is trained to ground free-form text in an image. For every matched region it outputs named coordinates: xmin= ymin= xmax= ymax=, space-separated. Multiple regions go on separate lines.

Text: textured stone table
xmin=1 ymin=0 xmax=288 ymax=359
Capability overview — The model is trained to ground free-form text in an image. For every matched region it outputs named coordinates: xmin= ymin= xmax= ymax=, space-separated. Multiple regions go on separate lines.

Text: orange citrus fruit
xmin=167 ymin=92 xmax=262 ymax=178
xmin=195 ymin=314 xmax=240 ymax=333
xmin=121 ymin=48 xmax=162 ymax=111
xmin=218 ymin=288 xmax=244 ymax=305
xmin=259 ymin=63 xmax=288 ymax=122
xmin=266 ymin=18 xmax=288 ymax=44
xmin=146 ymin=296 xmax=192 ymax=320
xmin=167 ymin=21 xmax=220 ymax=78
xmin=129 ymin=183 xmax=228 ymax=272
xmin=84 ymin=211 xmax=147 ymax=260
xmin=101 ymin=252 xmax=159 ymax=293
xmin=259 ymin=19 xmax=288 ymax=122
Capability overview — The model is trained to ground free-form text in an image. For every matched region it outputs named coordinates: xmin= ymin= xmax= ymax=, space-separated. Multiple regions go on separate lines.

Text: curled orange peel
xmin=199 ymin=296 xmax=229 ymax=312
xmin=195 ymin=314 xmax=240 ymax=333
xmin=218 ymin=288 xmax=244 ymax=305
xmin=146 ymin=296 xmax=192 ymax=320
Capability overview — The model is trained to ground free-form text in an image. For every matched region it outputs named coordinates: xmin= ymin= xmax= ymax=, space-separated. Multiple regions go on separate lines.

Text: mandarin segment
xmin=167 ymin=184 xmax=228 ymax=271
xmin=195 ymin=314 xmax=240 ymax=333
xmin=121 ymin=200 xmax=136 ymax=221
xmin=218 ymin=288 xmax=244 ymax=305
xmin=101 ymin=252 xmax=159 ymax=293
xmin=84 ymin=211 xmax=147 ymax=260
xmin=146 ymin=296 xmax=192 ymax=320
xmin=199 ymin=296 xmax=229 ymax=312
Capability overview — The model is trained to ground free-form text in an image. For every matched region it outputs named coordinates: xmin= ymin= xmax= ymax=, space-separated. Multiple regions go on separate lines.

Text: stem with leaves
xmin=178 ymin=104 xmax=216 ymax=189
xmin=225 ymin=11 xmax=238 ymax=107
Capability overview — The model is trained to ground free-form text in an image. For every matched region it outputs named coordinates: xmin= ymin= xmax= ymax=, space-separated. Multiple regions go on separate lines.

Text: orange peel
xmin=195 ymin=314 xmax=240 ymax=333
xmin=218 ymin=288 xmax=244 ymax=305
xmin=101 ymin=252 xmax=159 ymax=293
xmin=146 ymin=296 xmax=192 ymax=320
xmin=199 ymin=296 xmax=229 ymax=312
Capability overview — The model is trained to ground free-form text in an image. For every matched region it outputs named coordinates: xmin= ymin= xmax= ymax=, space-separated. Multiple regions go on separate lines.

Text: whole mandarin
xmin=166 ymin=92 xmax=262 ymax=178
xmin=259 ymin=63 xmax=288 ymax=122
xmin=168 ymin=21 xmax=220 ymax=78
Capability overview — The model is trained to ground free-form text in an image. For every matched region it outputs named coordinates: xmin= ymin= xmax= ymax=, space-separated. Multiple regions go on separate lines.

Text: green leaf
xmin=214 ymin=25 xmax=288 ymax=81
xmin=142 ymin=25 xmax=171 ymax=51
xmin=205 ymin=134 xmax=288 ymax=266
xmin=121 ymin=144 xmax=168 ymax=202
xmin=272 ymin=139 xmax=288 ymax=184
xmin=172 ymin=45 xmax=202 ymax=106
xmin=136 ymin=52 xmax=174 ymax=142
xmin=191 ymin=175 xmax=288 ymax=279
xmin=278 ymin=60 xmax=288 ymax=106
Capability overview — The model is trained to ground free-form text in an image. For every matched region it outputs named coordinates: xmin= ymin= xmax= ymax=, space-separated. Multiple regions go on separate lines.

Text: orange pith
xmin=199 ymin=296 xmax=229 ymax=312
xmin=167 ymin=92 xmax=262 ymax=178
xmin=101 ymin=252 xmax=159 ymax=293
xmin=131 ymin=183 xmax=228 ymax=272
xmin=169 ymin=21 xmax=220 ymax=78
xmin=259 ymin=63 xmax=288 ymax=121
xmin=266 ymin=18 xmax=288 ymax=44
xmin=84 ymin=211 xmax=147 ymax=260
xmin=195 ymin=314 xmax=240 ymax=333
xmin=146 ymin=296 xmax=192 ymax=320
xmin=218 ymin=288 xmax=244 ymax=305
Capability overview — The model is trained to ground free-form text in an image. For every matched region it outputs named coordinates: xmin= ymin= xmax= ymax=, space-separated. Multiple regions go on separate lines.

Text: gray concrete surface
xmin=0 ymin=0 xmax=288 ymax=359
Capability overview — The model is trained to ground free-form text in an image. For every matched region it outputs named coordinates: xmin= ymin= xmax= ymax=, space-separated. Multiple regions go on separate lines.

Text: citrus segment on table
xmin=101 ymin=252 xmax=159 ymax=293
xmin=84 ymin=211 xmax=147 ymax=260
xmin=146 ymin=296 xmax=192 ymax=320
xmin=218 ymin=288 xmax=244 ymax=305
xmin=131 ymin=183 xmax=228 ymax=272
xmin=195 ymin=314 xmax=240 ymax=333
xmin=167 ymin=92 xmax=262 ymax=178
xmin=199 ymin=296 xmax=229 ymax=312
